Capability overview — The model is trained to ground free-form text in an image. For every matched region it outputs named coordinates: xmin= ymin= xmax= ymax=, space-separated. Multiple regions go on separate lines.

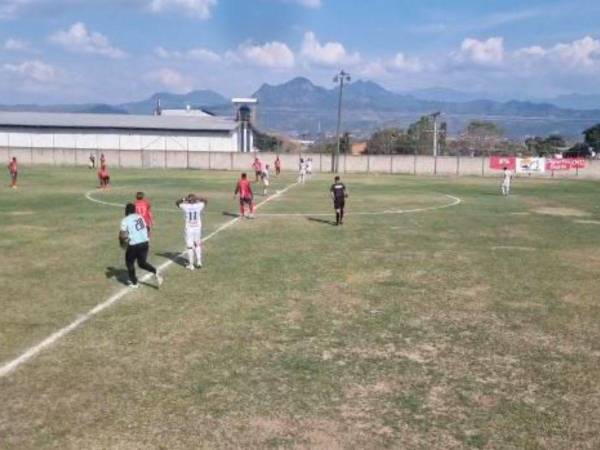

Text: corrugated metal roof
xmin=0 ymin=111 xmax=237 ymax=132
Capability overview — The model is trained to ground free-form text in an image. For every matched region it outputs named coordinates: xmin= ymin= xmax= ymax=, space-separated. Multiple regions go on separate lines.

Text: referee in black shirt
xmin=330 ymin=176 xmax=348 ymax=225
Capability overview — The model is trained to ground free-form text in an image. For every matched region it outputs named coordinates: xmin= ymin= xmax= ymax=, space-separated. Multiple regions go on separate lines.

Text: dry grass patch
xmin=574 ymin=219 xmax=600 ymax=225
xmin=534 ymin=207 xmax=589 ymax=217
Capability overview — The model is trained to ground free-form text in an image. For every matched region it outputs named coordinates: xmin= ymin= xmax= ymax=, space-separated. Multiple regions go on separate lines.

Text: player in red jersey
xmin=134 ymin=192 xmax=154 ymax=235
xmin=98 ymin=164 xmax=110 ymax=189
xmin=252 ymin=157 xmax=262 ymax=182
xmin=274 ymin=156 xmax=281 ymax=176
xmin=7 ymin=157 xmax=18 ymax=189
xmin=98 ymin=154 xmax=106 ymax=185
xmin=234 ymin=172 xmax=255 ymax=218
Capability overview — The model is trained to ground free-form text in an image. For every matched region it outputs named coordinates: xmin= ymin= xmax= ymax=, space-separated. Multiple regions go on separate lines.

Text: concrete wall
xmin=3 ymin=146 xmax=600 ymax=179
xmin=343 ymin=155 xmax=369 ymax=173
xmin=392 ymin=155 xmax=415 ymax=174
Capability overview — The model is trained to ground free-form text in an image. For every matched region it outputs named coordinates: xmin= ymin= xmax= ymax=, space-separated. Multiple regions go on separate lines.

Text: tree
xmin=340 ymin=132 xmax=351 ymax=154
xmin=466 ymin=121 xmax=503 ymax=139
xmin=365 ymin=128 xmax=415 ymax=154
xmin=460 ymin=120 xmax=505 ymax=155
xmin=254 ymin=129 xmax=283 ymax=152
xmin=583 ymin=124 xmax=600 ymax=151
xmin=525 ymin=135 xmax=566 ymax=156
xmin=406 ymin=115 xmax=448 ymax=155
xmin=366 ymin=128 xmax=401 ymax=154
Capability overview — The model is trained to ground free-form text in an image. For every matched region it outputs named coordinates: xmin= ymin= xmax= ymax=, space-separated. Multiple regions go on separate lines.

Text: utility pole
xmin=332 ymin=70 xmax=351 ymax=173
xmin=430 ymin=111 xmax=441 ymax=157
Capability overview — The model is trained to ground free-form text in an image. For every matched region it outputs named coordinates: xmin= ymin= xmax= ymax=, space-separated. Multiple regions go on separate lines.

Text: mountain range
xmin=251 ymin=77 xmax=600 ymax=139
xmin=2 ymin=77 xmax=600 ymax=139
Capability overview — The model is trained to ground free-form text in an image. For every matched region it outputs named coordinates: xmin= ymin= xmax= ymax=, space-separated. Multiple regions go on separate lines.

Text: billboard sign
xmin=516 ymin=157 xmax=546 ymax=174
xmin=489 ymin=156 xmax=516 ymax=170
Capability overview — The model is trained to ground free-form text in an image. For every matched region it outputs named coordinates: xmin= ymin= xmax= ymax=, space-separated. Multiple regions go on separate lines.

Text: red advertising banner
xmin=569 ymin=158 xmax=587 ymax=169
xmin=489 ymin=156 xmax=516 ymax=170
xmin=545 ymin=158 xmax=587 ymax=171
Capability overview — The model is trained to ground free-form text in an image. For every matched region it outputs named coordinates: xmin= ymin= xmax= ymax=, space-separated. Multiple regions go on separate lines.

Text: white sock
xmin=194 ymin=246 xmax=202 ymax=266
xmin=187 ymin=249 xmax=194 ymax=266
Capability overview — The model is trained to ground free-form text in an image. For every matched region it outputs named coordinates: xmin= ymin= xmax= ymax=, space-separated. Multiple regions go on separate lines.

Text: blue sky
xmin=1 ymin=0 xmax=600 ymax=103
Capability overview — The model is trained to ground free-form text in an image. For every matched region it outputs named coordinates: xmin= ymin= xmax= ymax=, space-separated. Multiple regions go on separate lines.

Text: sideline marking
xmin=0 ymin=182 xmax=298 ymax=378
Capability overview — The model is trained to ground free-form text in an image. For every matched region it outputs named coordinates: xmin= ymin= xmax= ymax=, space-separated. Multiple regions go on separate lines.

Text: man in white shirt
xmin=502 ymin=167 xmax=513 ymax=196
xmin=298 ymin=158 xmax=306 ymax=184
xmin=176 ymin=194 xmax=207 ymax=270
xmin=261 ymin=164 xmax=271 ymax=195
xmin=306 ymin=158 xmax=313 ymax=180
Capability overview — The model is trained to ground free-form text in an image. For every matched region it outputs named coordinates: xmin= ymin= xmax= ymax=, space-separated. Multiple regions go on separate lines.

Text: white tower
xmin=232 ymin=97 xmax=258 ymax=153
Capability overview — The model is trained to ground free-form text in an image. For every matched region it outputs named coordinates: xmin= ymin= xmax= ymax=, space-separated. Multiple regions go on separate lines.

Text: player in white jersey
xmin=501 ymin=167 xmax=512 ymax=196
xmin=261 ymin=164 xmax=271 ymax=195
xmin=305 ymin=158 xmax=313 ymax=180
xmin=298 ymin=158 xmax=306 ymax=184
xmin=176 ymin=194 xmax=207 ymax=270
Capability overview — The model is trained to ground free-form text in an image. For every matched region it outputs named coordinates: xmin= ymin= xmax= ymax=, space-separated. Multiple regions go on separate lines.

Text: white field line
xmin=85 ymin=190 xmax=193 ymax=214
xmin=85 ymin=189 xmax=271 ymax=215
xmin=0 ymin=182 xmax=298 ymax=379
xmin=86 ymin=190 xmax=462 ymax=218
xmin=257 ymin=194 xmax=462 ymax=217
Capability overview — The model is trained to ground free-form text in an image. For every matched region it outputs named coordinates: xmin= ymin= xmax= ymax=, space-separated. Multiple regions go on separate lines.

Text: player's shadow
xmin=222 ymin=211 xmax=239 ymax=218
xmin=156 ymin=251 xmax=187 ymax=268
xmin=105 ymin=267 xmax=130 ymax=285
xmin=105 ymin=266 xmax=158 ymax=289
xmin=307 ymin=217 xmax=337 ymax=226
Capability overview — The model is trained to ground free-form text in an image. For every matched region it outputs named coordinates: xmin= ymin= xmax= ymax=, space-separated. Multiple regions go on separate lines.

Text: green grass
xmin=1 ymin=167 xmax=600 ymax=449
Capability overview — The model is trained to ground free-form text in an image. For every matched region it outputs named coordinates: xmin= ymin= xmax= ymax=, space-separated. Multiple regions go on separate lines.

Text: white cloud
xmin=2 ymin=60 xmax=58 ymax=83
xmin=237 ymin=41 xmax=295 ymax=69
xmin=551 ymin=36 xmax=600 ymax=69
xmin=0 ymin=0 xmax=35 ymax=19
xmin=154 ymin=45 xmax=221 ymax=62
xmin=281 ymin=0 xmax=321 ymax=8
xmin=301 ymin=31 xmax=360 ymax=67
xmin=389 ymin=52 xmax=422 ymax=72
xmin=513 ymin=36 xmax=600 ymax=71
xmin=145 ymin=68 xmax=192 ymax=92
xmin=514 ymin=45 xmax=546 ymax=58
xmin=49 ymin=22 xmax=127 ymax=59
xmin=148 ymin=0 xmax=217 ymax=18
xmin=456 ymin=37 xmax=504 ymax=66
xmin=4 ymin=38 xmax=30 ymax=51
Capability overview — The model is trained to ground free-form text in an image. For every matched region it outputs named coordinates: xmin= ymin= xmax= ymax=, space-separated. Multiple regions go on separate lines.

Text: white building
xmin=0 ymin=111 xmax=240 ymax=152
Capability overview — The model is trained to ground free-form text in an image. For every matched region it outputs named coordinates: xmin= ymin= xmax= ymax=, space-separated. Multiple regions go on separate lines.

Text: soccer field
xmin=1 ymin=167 xmax=599 ymax=449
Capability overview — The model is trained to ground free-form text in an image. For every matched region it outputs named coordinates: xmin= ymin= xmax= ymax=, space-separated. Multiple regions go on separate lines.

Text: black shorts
xmin=126 ymin=242 xmax=149 ymax=266
xmin=255 ymin=171 xmax=261 ymax=177
xmin=334 ymin=199 xmax=345 ymax=210
xmin=240 ymin=197 xmax=253 ymax=205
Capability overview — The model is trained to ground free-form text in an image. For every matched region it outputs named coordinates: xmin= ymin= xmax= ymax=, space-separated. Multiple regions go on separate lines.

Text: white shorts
xmin=263 ymin=179 xmax=270 ymax=186
xmin=185 ymin=227 xmax=202 ymax=247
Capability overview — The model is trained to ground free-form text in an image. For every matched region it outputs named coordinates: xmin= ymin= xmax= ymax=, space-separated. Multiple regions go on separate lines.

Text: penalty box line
xmin=0 ymin=182 xmax=298 ymax=379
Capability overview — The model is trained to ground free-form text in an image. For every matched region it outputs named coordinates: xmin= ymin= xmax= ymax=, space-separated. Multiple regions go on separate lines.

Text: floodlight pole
xmin=332 ymin=70 xmax=351 ymax=173
xmin=430 ymin=111 xmax=441 ymax=157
